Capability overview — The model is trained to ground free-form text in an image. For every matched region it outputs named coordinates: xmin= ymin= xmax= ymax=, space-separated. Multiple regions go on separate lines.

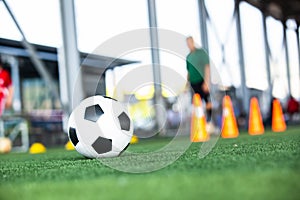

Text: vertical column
xmin=59 ymin=0 xmax=83 ymax=113
xmin=95 ymin=70 xmax=106 ymax=96
xmin=235 ymin=0 xmax=249 ymax=113
xmin=147 ymin=0 xmax=165 ymax=134
xmin=198 ymin=0 xmax=209 ymax=52
xmin=262 ymin=15 xmax=272 ymax=100
xmin=296 ymin=23 xmax=300 ymax=74
xmin=283 ymin=22 xmax=291 ymax=96
xmin=8 ymin=56 xmax=22 ymax=113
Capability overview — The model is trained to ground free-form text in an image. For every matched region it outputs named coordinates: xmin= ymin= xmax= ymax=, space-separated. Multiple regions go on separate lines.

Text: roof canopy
xmin=0 ymin=38 xmax=138 ymax=69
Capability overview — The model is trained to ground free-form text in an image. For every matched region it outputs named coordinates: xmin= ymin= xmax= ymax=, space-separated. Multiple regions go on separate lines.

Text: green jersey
xmin=186 ymin=48 xmax=209 ymax=84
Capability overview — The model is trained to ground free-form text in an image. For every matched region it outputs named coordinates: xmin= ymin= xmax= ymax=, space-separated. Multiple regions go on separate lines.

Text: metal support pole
xmin=59 ymin=0 xmax=83 ymax=113
xmin=0 ymin=120 xmax=4 ymax=137
xmin=2 ymin=0 xmax=60 ymax=103
xmin=296 ymin=24 xmax=300 ymax=74
xmin=198 ymin=0 xmax=209 ymax=52
xmin=262 ymin=15 xmax=272 ymax=100
xmin=235 ymin=0 xmax=249 ymax=113
xmin=8 ymin=56 xmax=22 ymax=113
xmin=283 ymin=23 xmax=291 ymax=96
xmin=147 ymin=0 xmax=165 ymax=135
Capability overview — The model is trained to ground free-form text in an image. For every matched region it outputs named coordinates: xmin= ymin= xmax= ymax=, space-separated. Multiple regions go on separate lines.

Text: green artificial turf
xmin=1 ymin=126 xmax=300 ymax=200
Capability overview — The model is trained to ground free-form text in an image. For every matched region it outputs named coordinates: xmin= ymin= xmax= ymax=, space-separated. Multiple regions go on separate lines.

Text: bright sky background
xmin=0 ymin=0 xmax=299 ymax=100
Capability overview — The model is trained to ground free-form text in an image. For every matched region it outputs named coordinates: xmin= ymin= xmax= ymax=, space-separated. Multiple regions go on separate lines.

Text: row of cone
xmin=29 ymin=95 xmax=286 ymax=150
xmin=190 ymin=94 xmax=287 ymax=142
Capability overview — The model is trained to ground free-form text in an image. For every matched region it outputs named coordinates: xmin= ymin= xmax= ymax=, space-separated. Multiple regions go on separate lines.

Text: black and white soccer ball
xmin=68 ymin=95 xmax=133 ymax=158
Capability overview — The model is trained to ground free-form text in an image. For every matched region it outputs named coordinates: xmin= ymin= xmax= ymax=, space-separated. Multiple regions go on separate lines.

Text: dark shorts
xmin=190 ymin=81 xmax=211 ymax=103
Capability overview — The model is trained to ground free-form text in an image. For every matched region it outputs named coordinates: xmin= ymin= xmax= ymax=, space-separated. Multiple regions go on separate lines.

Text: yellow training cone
xmin=29 ymin=142 xmax=46 ymax=154
xmin=130 ymin=135 xmax=139 ymax=144
xmin=65 ymin=141 xmax=75 ymax=150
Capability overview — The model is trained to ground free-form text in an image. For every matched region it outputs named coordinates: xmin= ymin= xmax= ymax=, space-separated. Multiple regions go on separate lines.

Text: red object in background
xmin=0 ymin=69 xmax=12 ymax=98
xmin=287 ymin=96 xmax=300 ymax=115
xmin=0 ymin=68 xmax=12 ymax=115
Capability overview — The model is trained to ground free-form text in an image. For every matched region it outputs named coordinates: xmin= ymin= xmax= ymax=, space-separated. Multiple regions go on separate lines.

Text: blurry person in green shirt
xmin=186 ymin=36 xmax=215 ymax=133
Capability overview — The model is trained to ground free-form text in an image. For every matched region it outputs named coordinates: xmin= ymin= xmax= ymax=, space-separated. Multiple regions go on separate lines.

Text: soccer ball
xmin=68 ymin=95 xmax=133 ymax=158
xmin=0 ymin=137 xmax=12 ymax=154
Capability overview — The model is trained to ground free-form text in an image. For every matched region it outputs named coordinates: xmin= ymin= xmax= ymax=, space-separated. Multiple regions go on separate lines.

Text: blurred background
xmin=0 ymin=0 xmax=299 ymax=150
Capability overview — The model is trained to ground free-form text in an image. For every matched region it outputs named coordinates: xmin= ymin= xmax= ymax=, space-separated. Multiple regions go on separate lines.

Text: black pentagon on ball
xmin=92 ymin=136 xmax=112 ymax=154
xmin=84 ymin=104 xmax=104 ymax=122
xmin=118 ymin=112 xmax=131 ymax=131
xmin=69 ymin=127 xmax=79 ymax=146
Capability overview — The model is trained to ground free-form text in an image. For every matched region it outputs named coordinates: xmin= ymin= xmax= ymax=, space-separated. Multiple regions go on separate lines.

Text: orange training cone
xmin=248 ymin=97 xmax=264 ymax=135
xmin=272 ymin=99 xmax=286 ymax=132
xmin=221 ymin=95 xmax=239 ymax=138
xmin=190 ymin=93 xmax=209 ymax=142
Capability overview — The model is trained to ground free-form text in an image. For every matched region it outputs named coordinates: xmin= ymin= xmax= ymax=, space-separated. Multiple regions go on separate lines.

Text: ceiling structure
xmin=244 ymin=0 xmax=300 ymax=26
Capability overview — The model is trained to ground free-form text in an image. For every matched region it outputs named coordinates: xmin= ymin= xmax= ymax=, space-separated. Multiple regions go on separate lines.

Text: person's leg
xmin=198 ymin=81 xmax=212 ymax=122
xmin=191 ymin=82 xmax=218 ymax=134
xmin=202 ymin=93 xmax=212 ymax=122
xmin=190 ymin=82 xmax=201 ymax=101
xmin=191 ymin=81 xmax=212 ymax=121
